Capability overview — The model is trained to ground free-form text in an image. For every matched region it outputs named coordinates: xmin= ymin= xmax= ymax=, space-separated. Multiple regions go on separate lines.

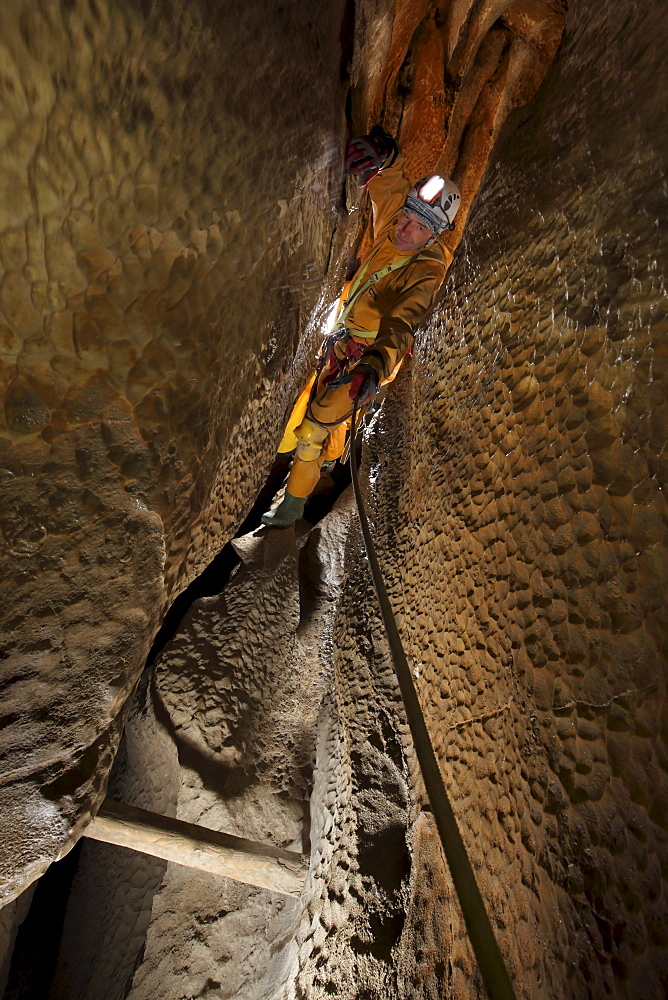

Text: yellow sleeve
xmin=358 ymin=261 xmax=446 ymax=381
xmin=366 ymin=153 xmax=411 ymax=236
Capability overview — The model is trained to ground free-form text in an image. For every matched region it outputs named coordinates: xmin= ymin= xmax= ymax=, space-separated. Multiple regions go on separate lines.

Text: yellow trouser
xmin=280 ymin=366 xmax=354 ymax=499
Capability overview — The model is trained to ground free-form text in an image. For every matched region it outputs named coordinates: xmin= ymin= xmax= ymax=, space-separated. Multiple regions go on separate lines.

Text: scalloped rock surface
xmin=0 ymin=0 xmax=349 ymax=903
xmin=0 ymin=0 xmax=568 ymax=906
xmin=1 ymin=0 xmax=666 ymax=998
xmin=117 ymin=1 xmax=666 ymax=997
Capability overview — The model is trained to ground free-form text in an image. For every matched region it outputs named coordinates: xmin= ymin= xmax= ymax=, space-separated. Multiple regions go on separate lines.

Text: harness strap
xmin=335 ymin=252 xmax=417 ymax=333
xmin=342 ymin=328 xmax=377 ymax=340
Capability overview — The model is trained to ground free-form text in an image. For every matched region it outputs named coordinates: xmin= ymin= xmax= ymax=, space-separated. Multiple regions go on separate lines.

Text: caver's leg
xmin=261 ymin=380 xmax=352 ymax=527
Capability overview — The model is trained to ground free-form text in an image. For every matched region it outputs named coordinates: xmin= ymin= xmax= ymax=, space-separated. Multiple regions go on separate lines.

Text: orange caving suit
xmin=281 ymin=153 xmax=452 ymax=499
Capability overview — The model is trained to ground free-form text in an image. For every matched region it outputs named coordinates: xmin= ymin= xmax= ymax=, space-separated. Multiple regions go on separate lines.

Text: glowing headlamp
xmin=417 ymin=175 xmax=445 ymax=204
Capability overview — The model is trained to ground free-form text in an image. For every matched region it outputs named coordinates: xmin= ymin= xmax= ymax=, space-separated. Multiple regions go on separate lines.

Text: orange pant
xmin=282 ymin=366 xmax=354 ymax=498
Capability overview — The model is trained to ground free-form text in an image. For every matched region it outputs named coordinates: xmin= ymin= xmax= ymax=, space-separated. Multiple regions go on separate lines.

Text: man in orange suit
xmin=263 ymin=126 xmax=460 ymax=527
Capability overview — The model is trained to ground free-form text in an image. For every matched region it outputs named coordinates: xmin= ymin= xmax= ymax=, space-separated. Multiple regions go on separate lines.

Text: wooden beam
xmin=84 ymin=799 xmax=308 ymax=898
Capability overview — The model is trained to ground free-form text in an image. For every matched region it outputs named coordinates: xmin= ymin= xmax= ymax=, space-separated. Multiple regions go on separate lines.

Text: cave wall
xmin=0 ymin=0 xmax=569 ymax=912
xmin=351 ymin=0 xmax=666 ymax=995
xmin=82 ymin=2 xmax=668 ymax=995
xmin=121 ymin=510 xmax=355 ymax=1000
xmin=47 ymin=671 xmax=179 ymax=1000
xmin=3 ymin=0 xmax=666 ymax=996
xmin=0 ymin=0 xmax=348 ymax=903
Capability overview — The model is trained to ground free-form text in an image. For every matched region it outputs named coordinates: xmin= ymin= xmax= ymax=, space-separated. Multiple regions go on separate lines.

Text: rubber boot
xmin=261 ymin=490 xmax=306 ymax=528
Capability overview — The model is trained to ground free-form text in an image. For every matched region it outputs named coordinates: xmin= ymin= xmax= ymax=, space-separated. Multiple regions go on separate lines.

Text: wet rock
xmin=0 ymin=0 xmax=350 ymax=903
xmin=4 ymin=374 xmax=49 ymax=433
xmin=0 ymin=1 xmax=666 ymax=999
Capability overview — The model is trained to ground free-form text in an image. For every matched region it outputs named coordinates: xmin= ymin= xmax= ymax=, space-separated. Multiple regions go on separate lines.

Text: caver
xmin=262 ymin=125 xmax=461 ymax=528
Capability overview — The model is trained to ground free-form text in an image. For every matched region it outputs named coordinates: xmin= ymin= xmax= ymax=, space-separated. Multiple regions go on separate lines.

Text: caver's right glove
xmin=348 ymin=364 xmax=379 ymax=406
xmin=345 ymin=126 xmax=398 ymax=187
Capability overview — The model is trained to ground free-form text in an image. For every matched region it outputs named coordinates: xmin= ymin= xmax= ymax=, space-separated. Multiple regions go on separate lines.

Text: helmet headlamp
xmin=404 ymin=173 xmax=461 ymax=236
xmin=417 ymin=175 xmax=445 ymax=204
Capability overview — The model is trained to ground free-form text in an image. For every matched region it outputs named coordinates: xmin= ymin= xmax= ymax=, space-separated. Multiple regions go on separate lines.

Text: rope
xmin=348 ymin=402 xmax=517 ymax=1000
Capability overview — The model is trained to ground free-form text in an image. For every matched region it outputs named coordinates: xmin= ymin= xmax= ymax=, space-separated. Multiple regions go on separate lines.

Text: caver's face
xmin=393 ymin=209 xmax=432 ymax=252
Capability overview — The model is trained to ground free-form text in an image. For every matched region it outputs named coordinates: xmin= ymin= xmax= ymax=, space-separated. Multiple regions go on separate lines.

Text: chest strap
xmin=334 ymin=252 xmax=417 ymax=333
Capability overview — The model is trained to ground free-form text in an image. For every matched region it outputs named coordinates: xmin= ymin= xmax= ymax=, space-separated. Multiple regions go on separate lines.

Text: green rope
xmin=348 ymin=402 xmax=517 ymax=1000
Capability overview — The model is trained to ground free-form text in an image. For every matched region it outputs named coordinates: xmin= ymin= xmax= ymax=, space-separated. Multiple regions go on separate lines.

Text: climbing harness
xmin=304 ymin=251 xmax=419 ymax=432
xmin=348 ymin=401 xmax=517 ymax=1000
xmin=301 ymin=336 xmax=357 ymax=431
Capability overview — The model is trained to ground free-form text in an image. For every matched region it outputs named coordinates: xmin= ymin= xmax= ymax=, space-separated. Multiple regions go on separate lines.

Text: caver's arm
xmin=366 ymin=152 xmax=411 ymax=237
xmin=357 ymin=257 xmax=447 ymax=382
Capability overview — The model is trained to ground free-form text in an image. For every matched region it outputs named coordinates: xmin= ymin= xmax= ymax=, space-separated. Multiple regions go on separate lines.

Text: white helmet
xmin=404 ymin=174 xmax=461 ymax=235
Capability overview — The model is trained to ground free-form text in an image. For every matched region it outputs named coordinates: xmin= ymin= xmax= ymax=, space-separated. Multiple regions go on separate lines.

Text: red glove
xmin=345 ymin=126 xmax=398 ymax=187
xmin=348 ymin=364 xmax=379 ymax=406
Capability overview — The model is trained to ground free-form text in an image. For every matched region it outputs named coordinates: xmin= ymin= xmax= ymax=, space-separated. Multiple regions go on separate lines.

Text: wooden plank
xmin=84 ymin=799 xmax=307 ymax=898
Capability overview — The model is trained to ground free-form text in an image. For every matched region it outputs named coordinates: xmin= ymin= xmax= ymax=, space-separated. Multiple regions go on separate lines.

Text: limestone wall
xmin=0 ymin=0 xmax=348 ymax=902
xmin=99 ymin=3 xmax=668 ymax=995
xmin=358 ymin=0 xmax=666 ymax=994
xmin=3 ymin=0 xmax=666 ymax=996
xmin=0 ymin=0 xmax=567 ymax=909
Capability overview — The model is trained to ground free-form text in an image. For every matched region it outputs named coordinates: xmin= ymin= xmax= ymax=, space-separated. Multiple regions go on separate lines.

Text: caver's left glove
xmin=345 ymin=126 xmax=398 ymax=187
xmin=348 ymin=364 xmax=379 ymax=406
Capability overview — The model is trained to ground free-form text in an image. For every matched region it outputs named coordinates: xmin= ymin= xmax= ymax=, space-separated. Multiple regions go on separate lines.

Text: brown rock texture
xmin=1 ymin=0 xmax=667 ymax=998
xmin=0 ymin=0 xmax=349 ymax=903
xmin=128 ymin=513 xmax=354 ymax=1000
xmin=48 ymin=671 xmax=180 ymax=1000
xmin=109 ymin=1 xmax=663 ymax=997
xmin=47 ymin=1 xmax=667 ymax=993
xmin=357 ymin=0 xmax=666 ymax=995
xmin=0 ymin=0 xmax=568 ymax=907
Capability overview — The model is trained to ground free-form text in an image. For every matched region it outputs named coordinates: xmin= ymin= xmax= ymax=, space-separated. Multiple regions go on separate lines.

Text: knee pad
xmin=294 ymin=417 xmax=328 ymax=462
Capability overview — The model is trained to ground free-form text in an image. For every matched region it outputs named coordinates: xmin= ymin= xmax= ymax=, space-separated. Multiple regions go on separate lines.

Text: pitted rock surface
xmin=359 ymin=1 xmax=667 ymax=995
xmin=125 ymin=498 xmax=355 ymax=1000
xmin=0 ymin=0 xmax=568 ymax=905
xmin=0 ymin=0 xmax=349 ymax=902
xmin=1 ymin=0 xmax=666 ymax=998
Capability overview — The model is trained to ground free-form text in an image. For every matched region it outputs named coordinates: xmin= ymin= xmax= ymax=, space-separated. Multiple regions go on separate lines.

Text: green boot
xmin=261 ymin=491 xmax=306 ymax=528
